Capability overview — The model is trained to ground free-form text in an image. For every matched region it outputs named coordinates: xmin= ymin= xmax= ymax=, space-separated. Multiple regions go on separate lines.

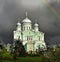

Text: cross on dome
xmin=26 ymin=11 xmax=28 ymax=18
xmin=22 ymin=12 xmax=32 ymax=23
xmin=34 ymin=19 xmax=39 ymax=26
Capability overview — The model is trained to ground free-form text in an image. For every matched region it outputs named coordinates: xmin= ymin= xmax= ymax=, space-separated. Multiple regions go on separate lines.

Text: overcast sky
xmin=0 ymin=0 xmax=60 ymax=45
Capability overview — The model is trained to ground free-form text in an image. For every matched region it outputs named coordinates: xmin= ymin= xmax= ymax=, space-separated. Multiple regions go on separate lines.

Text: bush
xmin=0 ymin=52 xmax=13 ymax=59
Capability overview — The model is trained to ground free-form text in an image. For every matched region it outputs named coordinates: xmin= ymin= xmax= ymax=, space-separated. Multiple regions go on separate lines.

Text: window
xmin=27 ymin=27 xmax=28 ymax=30
xmin=18 ymin=36 xmax=20 ymax=40
xmin=24 ymin=27 xmax=25 ymax=30
xmin=27 ymin=36 xmax=32 ymax=40
xmin=29 ymin=27 xmax=30 ymax=30
xmin=31 ymin=37 xmax=32 ymax=40
xmin=27 ymin=36 xmax=28 ymax=40
xmin=29 ymin=37 xmax=30 ymax=40
xmin=39 ymin=36 xmax=40 ymax=41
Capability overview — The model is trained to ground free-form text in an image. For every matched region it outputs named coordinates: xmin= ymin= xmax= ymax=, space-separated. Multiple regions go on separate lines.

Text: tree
xmin=14 ymin=39 xmax=26 ymax=57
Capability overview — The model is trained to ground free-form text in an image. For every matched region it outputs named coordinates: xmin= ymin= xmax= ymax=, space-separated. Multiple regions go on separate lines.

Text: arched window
xmin=29 ymin=27 xmax=30 ymax=30
xmin=18 ymin=36 xmax=20 ymax=40
xmin=27 ymin=26 xmax=28 ymax=30
xmin=24 ymin=27 xmax=25 ymax=30
xmin=29 ymin=37 xmax=30 ymax=40
xmin=31 ymin=37 xmax=32 ymax=40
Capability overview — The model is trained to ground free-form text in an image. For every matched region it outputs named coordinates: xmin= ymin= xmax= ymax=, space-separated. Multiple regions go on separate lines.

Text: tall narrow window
xmin=39 ymin=36 xmax=40 ymax=41
xmin=29 ymin=37 xmax=30 ymax=40
xmin=27 ymin=36 xmax=32 ymax=40
xmin=27 ymin=36 xmax=28 ymax=40
xmin=27 ymin=27 xmax=28 ymax=30
xmin=24 ymin=27 xmax=25 ymax=30
xmin=29 ymin=27 xmax=30 ymax=30
xmin=31 ymin=37 xmax=32 ymax=40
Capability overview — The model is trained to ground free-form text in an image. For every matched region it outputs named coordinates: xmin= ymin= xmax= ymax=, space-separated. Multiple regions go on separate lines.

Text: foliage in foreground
xmin=0 ymin=42 xmax=60 ymax=62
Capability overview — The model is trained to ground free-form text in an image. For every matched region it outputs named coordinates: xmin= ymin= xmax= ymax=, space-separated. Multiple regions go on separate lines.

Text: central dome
xmin=22 ymin=12 xmax=32 ymax=23
xmin=22 ymin=17 xmax=32 ymax=23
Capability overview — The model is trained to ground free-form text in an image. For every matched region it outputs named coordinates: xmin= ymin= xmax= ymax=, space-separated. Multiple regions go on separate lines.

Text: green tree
xmin=14 ymin=39 xmax=26 ymax=57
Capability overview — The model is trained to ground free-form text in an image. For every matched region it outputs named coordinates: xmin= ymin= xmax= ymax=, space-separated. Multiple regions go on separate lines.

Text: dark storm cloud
xmin=0 ymin=0 xmax=60 ymax=45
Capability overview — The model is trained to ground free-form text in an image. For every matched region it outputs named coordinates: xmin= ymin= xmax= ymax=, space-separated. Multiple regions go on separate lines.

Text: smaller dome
xmin=22 ymin=18 xmax=32 ymax=23
xmin=34 ymin=23 xmax=39 ymax=26
xmin=17 ymin=22 xmax=21 ymax=25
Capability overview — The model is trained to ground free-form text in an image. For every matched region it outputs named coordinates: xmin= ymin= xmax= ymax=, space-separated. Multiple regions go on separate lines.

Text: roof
xmin=34 ymin=23 xmax=39 ymax=26
xmin=17 ymin=22 xmax=21 ymax=25
xmin=22 ymin=17 xmax=32 ymax=23
xmin=22 ymin=11 xmax=32 ymax=23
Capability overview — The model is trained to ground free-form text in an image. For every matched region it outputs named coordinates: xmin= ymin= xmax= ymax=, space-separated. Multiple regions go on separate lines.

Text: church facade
xmin=13 ymin=12 xmax=47 ymax=52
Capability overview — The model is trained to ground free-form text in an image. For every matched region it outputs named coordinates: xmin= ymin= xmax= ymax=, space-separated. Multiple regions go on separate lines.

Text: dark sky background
xmin=0 ymin=0 xmax=60 ymax=46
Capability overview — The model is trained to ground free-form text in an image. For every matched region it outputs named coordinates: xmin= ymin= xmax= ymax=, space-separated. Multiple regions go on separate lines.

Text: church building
xmin=13 ymin=12 xmax=47 ymax=52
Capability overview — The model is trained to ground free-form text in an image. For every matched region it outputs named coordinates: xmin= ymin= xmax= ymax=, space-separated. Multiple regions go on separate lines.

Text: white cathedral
xmin=13 ymin=12 xmax=47 ymax=52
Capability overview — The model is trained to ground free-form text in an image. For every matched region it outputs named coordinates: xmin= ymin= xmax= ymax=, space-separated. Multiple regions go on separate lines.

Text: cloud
xmin=47 ymin=36 xmax=60 ymax=45
xmin=0 ymin=0 xmax=60 ymax=45
xmin=20 ymin=0 xmax=42 ymax=9
xmin=48 ymin=0 xmax=60 ymax=3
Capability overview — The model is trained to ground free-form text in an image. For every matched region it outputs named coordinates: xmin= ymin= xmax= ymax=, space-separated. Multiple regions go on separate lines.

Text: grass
xmin=17 ymin=57 xmax=43 ymax=62
xmin=0 ymin=57 xmax=43 ymax=62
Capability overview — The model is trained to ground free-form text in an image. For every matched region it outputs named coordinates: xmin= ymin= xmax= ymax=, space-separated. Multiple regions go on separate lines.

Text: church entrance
xmin=27 ymin=41 xmax=34 ymax=52
xmin=29 ymin=43 xmax=33 ymax=51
